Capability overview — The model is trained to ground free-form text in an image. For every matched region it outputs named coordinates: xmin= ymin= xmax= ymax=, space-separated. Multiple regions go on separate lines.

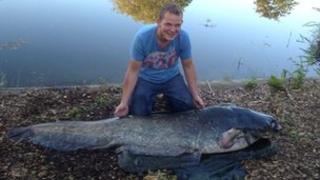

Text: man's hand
xmin=114 ymin=60 xmax=141 ymax=118
xmin=193 ymin=94 xmax=205 ymax=109
xmin=114 ymin=103 xmax=129 ymax=117
xmin=181 ymin=60 xmax=205 ymax=109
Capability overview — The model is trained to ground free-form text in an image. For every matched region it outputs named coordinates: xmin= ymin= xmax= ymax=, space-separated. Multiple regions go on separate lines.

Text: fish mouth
xmin=270 ymin=120 xmax=282 ymax=131
xmin=217 ymin=124 xmax=280 ymax=150
xmin=243 ymin=121 xmax=281 ymax=140
xmin=248 ymin=109 xmax=282 ymax=132
xmin=218 ymin=128 xmax=257 ymax=150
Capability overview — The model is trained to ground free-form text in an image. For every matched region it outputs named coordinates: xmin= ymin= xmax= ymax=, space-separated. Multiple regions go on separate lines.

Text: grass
xmin=95 ymin=94 xmax=109 ymax=107
xmin=66 ymin=107 xmax=86 ymax=119
xmin=290 ymin=62 xmax=307 ymax=89
xmin=267 ymin=75 xmax=285 ymax=91
xmin=244 ymin=78 xmax=258 ymax=90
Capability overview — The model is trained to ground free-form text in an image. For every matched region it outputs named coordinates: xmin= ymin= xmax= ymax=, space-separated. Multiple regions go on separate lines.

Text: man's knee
xmin=130 ymin=106 xmax=151 ymax=116
xmin=130 ymin=92 xmax=153 ymax=116
xmin=167 ymin=94 xmax=195 ymax=112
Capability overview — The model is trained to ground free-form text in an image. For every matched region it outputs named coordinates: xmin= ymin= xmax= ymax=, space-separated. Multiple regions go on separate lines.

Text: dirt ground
xmin=0 ymin=79 xmax=319 ymax=179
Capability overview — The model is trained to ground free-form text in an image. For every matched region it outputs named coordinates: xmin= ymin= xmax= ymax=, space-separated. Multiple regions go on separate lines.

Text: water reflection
xmin=254 ymin=0 xmax=298 ymax=20
xmin=313 ymin=7 xmax=320 ymax=12
xmin=0 ymin=72 xmax=6 ymax=87
xmin=0 ymin=39 xmax=27 ymax=51
xmin=0 ymin=0 xmax=319 ymax=87
xmin=113 ymin=0 xmax=300 ymax=23
xmin=202 ymin=19 xmax=216 ymax=28
xmin=112 ymin=0 xmax=192 ymax=23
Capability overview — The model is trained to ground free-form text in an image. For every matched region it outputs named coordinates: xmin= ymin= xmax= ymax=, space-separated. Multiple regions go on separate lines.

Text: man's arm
xmin=181 ymin=59 xmax=205 ymax=108
xmin=114 ymin=60 xmax=141 ymax=117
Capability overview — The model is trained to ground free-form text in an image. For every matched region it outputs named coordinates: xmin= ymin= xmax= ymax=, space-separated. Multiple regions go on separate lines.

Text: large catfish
xmin=7 ymin=104 xmax=281 ymax=156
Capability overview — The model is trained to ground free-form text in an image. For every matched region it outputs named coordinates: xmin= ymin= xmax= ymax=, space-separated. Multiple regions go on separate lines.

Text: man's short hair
xmin=159 ymin=3 xmax=183 ymax=20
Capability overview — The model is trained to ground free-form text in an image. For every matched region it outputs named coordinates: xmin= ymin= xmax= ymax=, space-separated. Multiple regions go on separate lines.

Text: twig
xmin=284 ymin=86 xmax=294 ymax=101
xmin=206 ymin=80 xmax=213 ymax=94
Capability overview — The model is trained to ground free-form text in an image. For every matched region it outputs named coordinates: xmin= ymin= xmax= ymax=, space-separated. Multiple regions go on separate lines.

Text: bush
xmin=268 ymin=75 xmax=285 ymax=91
xmin=244 ymin=78 xmax=258 ymax=90
xmin=267 ymin=70 xmax=287 ymax=91
xmin=291 ymin=63 xmax=306 ymax=89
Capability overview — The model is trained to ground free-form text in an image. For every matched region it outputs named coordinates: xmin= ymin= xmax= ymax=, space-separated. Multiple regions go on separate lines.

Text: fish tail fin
xmin=7 ymin=127 xmax=34 ymax=141
xmin=7 ymin=124 xmax=108 ymax=151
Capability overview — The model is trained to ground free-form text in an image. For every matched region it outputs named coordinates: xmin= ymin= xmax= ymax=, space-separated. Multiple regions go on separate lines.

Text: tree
xmin=113 ymin=0 xmax=192 ymax=23
xmin=254 ymin=0 xmax=298 ymax=20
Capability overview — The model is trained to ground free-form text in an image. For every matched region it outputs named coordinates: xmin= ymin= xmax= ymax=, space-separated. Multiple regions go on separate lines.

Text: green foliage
xmin=114 ymin=0 xmax=299 ymax=23
xmin=244 ymin=78 xmax=258 ymax=90
xmin=95 ymin=94 xmax=109 ymax=107
xmin=66 ymin=107 xmax=86 ymax=119
xmin=268 ymin=63 xmax=307 ymax=90
xmin=268 ymin=75 xmax=285 ymax=90
xmin=288 ymin=129 xmax=300 ymax=140
xmin=254 ymin=0 xmax=298 ymax=20
xmin=113 ymin=0 xmax=192 ymax=23
xmin=291 ymin=62 xmax=306 ymax=89
xmin=267 ymin=70 xmax=287 ymax=91
xmin=299 ymin=34 xmax=319 ymax=65
xmin=299 ymin=21 xmax=320 ymax=76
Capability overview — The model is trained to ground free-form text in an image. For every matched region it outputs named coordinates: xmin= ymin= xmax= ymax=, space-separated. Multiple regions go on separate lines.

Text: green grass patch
xmin=244 ymin=78 xmax=258 ymax=90
xmin=66 ymin=107 xmax=86 ymax=119
xmin=267 ymin=75 xmax=285 ymax=91
xmin=290 ymin=63 xmax=306 ymax=89
xmin=95 ymin=94 xmax=109 ymax=107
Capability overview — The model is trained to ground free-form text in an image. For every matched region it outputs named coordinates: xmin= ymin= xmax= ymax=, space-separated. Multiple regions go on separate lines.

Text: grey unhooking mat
xmin=118 ymin=138 xmax=277 ymax=180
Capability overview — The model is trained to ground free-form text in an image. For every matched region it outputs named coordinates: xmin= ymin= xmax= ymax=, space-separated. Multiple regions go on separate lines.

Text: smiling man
xmin=114 ymin=3 xmax=204 ymax=117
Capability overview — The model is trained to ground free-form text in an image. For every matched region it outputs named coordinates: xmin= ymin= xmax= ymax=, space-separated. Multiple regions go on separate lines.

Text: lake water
xmin=0 ymin=0 xmax=319 ymax=87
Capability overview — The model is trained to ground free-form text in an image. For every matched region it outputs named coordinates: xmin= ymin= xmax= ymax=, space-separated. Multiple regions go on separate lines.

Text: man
xmin=114 ymin=3 xmax=204 ymax=117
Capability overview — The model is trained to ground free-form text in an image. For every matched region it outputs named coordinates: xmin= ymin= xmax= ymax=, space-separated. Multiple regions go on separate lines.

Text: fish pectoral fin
xmin=218 ymin=128 xmax=242 ymax=149
xmin=117 ymin=144 xmax=187 ymax=157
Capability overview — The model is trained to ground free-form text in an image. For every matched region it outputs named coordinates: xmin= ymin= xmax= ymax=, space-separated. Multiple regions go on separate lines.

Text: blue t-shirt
xmin=130 ymin=25 xmax=192 ymax=83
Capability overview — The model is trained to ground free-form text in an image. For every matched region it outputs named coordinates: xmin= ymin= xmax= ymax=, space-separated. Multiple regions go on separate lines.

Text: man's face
xmin=157 ymin=12 xmax=183 ymax=42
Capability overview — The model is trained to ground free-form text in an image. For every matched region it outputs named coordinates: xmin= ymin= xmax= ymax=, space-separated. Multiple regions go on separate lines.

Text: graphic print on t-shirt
xmin=143 ymin=50 xmax=178 ymax=69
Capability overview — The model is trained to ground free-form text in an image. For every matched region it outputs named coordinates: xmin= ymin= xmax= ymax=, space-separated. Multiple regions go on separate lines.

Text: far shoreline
xmin=0 ymin=77 xmax=319 ymax=95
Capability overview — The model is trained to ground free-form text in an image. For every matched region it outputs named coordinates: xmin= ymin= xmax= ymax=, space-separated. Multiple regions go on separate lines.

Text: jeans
xmin=129 ymin=74 xmax=195 ymax=116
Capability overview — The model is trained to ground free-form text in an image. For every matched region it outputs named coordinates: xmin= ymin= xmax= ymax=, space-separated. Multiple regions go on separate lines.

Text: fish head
xmin=216 ymin=107 xmax=281 ymax=151
xmin=237 ymin=108 xmax=282 ymax=133
xmin=202 ymin=105 xmax=281 ymax=152
xmin=204 ymin=105 xmax=281 ymax=133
